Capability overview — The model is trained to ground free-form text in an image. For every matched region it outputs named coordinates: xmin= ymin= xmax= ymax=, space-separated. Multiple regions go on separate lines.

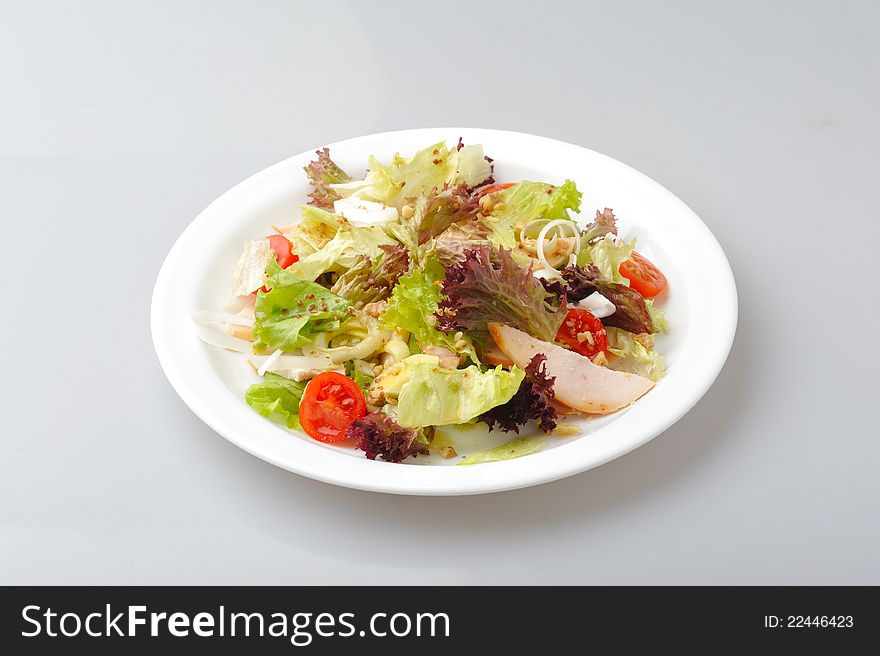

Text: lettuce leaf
xmin=646 ymin=299 xmax=668 ymax=333
xmin=253 ymin=260 xmax=350 ymax=351
xmin=482 ymin=180 xmax=582 ymax=248
xmin=381 ymin=258 xmax=463 ymax=352
xmin=384 ymin=192 xmax=429 ymax=266
xmin=286 ymin=223 xmax=396 ymax=281
xmin=245 ymin=373 xmax=307 ymax=429
xmin=370 ymin=354 xmax=441 ymax=399
xmin=454 ymin=143 xmax=494 ymax=190
xmin=478 ymin=354 xmax=558 ymax=434
xmin=346 ymin=412 xmax=430 ymax=463
xmin=436 ymin=244 xmax=567 ymax=342
xmin=344 ymin=360 xmax=376 ymax=395
xmin=281 ymin=206 xmax=339 ymax=257
xmin=577 ymin=234 xmax=635 ymax=284
xmin=561 ymin=264 xmax=658 ymax=334
xmin=396 ymin=363 xmax=525 ymax=428
xmin=434 ymin=220 xmax=492 ymax=267
xmin=330 ymin=244 xmax=410 ymax=307
xmin=606 ymin=327 xmax=666 ymax=381
xmin=580 ymin=207 xmax=618 ymax=243
xmin=329 ymin=141 xmax=491 ymax=209
xmin=418 ymin=184 xmax=482 ymax=244
xmin=304 ymin=147 xmax=352 ymax=209
xmin=384 ymin=184 xmax=483 ymax=267
xmin=458 ymin=435 xmax=547 ymax=465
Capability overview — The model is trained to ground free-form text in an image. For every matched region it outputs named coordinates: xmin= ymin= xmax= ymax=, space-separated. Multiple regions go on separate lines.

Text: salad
xmin=195 ymin=139 xmax=669 ymax=465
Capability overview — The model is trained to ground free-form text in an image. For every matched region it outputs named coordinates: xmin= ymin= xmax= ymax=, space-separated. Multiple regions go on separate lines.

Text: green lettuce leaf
xmin=454 ymin=144 xmax=493 ymax=189
xmin=344 ymin=360 xmax=376 ymax=395
xmin=371 ymin=354 xmax=442 ymax=399
xmin=458 ymin=435 xmax=547 ymax=465
xmin=279 ymin=206 xmax=340 ymax=258
xmin=245 ymin=373 xmax=307 ymax=429
xmin=329 ymin=141 xmax=491 ymax=209
xmin=380 ymin=258 xmax=469 ymax=355
xmin=645 ymin=299 xmax=668 ymax=333
xmin=285 ymin=223 xmax=396 ymax=281
xmin=396 ymin=363 xmax=525 ymax=428
xmin=577 ymin=234 xmax=635 ymax=284
xmin=253 ymin=260 xmax=350 ymax=351
xmin=606 ymin=327 xmax=666 ymax=381
xmin=329 ymin=244 xmax=410 ymax=307
xmin=384 ymin=192 xmax=429 ymax=266
xmin=482 ymin=180 xmax=582 ymax=248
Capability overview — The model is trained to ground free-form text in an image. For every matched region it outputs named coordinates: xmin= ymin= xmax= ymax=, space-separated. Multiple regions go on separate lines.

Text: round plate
xmin=151 ymin=128 xmax=737 ymax=495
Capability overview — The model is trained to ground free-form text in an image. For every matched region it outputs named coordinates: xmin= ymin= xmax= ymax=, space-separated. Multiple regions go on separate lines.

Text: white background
xmin=2 ymin=0 xmax=878 ymax=584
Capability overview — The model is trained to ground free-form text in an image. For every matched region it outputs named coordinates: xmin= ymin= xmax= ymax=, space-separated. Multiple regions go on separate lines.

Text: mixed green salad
xmin=195 ymin=139 xmax=669 ymax=464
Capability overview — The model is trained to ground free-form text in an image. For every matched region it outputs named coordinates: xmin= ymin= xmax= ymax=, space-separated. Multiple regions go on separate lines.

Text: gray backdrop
xmin=2 ymin=0 xmax=877 ymax=584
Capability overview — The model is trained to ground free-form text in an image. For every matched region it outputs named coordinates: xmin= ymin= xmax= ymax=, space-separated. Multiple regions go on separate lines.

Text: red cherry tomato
xmin=476 ymin=182 xmax=515 ymax=196
xmin=619 ymin=251 xmax=667 ymax=299
xmin=299 ymin=372 xmax=367 ymax=443
xmin=253 ymin=234 xmax=300 ymax=294
xmin=268 ymin=234 xmax=298 ymax=269
xmin=555 ymin=308 xmax=608 ymax=360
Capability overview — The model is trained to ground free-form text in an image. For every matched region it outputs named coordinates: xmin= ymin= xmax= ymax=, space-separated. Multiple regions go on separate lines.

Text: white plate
xmin=151 ymin=128 xmax=737 ymax=496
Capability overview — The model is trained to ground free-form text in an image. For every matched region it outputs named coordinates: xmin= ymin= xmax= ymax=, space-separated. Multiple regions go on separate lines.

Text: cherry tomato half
xmin=268 ymin=234 xmax=298 ymax=269
xmin=555 ymin=308 xmax=608 ymax=360
xmin=253 ymin=234 xmax=300 ymax=294
xmin=476 ymin=182 xmax=516 ymax=196
xmin=619 ymin=251 xmax=667 ymax=299
xmin=299 ymin=372 xmax=367 ymax=443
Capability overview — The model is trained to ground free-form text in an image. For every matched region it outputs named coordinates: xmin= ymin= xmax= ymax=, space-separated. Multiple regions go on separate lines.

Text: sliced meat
xmin=480 ymin=342 xmax=515 ymax=367
xmin=488 ymin=322 xmax=654 ymax=414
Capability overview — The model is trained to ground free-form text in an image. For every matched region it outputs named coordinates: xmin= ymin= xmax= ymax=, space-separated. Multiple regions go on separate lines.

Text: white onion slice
xmin=256 ymin=349 xmax=284 ymax=376
xmin=519 ymin=219 xmax=550 ymax=243
xmin=532 ymin=267 xmax=562 ymax=280
xmin=250 ymin=353 xmax=336 ymax=372
xmin=193 ymin=321 xmax=253 ymax=353
xmin=536 ymin=219 xmax=581 ymax=271
xmin=300 ymin=332 xmax=329 ymax=357
xmin=317 ymin=331 xmax=389 ymax=364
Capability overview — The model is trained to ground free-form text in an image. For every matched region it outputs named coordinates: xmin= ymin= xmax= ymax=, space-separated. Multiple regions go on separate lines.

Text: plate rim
xmin=151 ymin=127 xmax=738 ymax=496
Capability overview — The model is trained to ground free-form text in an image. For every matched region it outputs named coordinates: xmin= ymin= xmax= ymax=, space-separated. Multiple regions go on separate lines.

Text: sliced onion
xmin=519 ymin=219 xmax=550 ymax=243
xmin=193 ymin=321 xmax=253 ymax=353
xmin=251 ymin=354 xmax=336 ymax=376
xmin=256 ymin=349 xmax=284 ymax=376
xmin=536 ymin=219 xmax=581 ymax=271
xmin=191 ymin=310 xmax=254 ymax=327
xmin=532 ymin=267 xmax=563 ymax=281
xmin=300 ymin=332 xmax=329 ymax=357
xmin=317 ymin=330 xmax=389 ymax=364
